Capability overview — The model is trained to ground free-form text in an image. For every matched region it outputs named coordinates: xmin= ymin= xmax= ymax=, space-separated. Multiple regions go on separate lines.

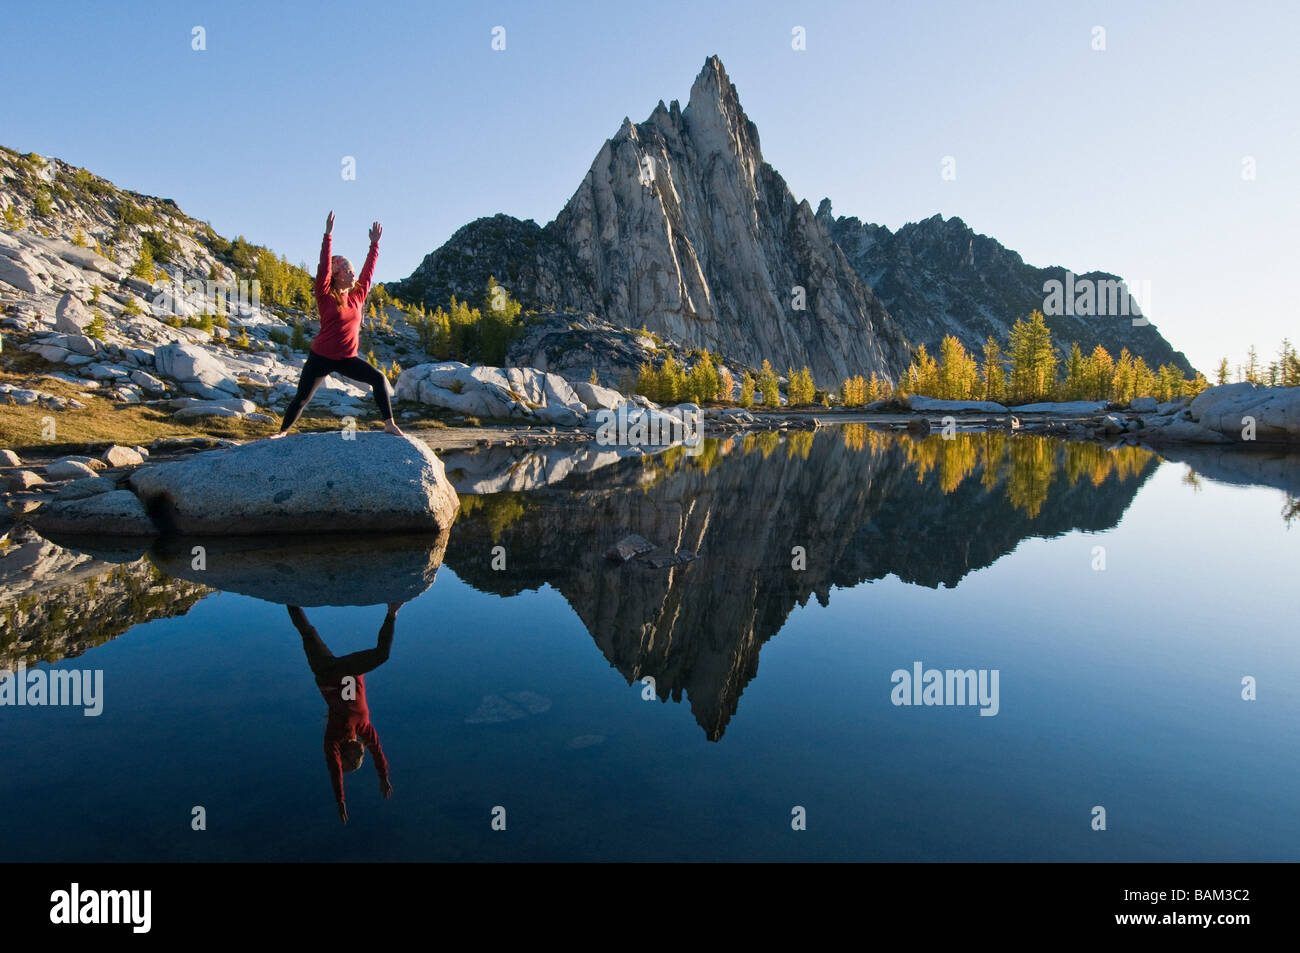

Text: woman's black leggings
xmin=279 ymin=349 xmax=394 ymax=432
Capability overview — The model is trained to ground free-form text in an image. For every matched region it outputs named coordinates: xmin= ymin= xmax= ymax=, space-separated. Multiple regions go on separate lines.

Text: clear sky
xmin=3 ymin=0 xmax=1295 ymax=373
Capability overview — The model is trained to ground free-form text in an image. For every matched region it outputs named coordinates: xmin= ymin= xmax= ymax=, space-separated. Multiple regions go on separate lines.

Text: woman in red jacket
xmin=273 ymin=210 xmax=404 ymax=438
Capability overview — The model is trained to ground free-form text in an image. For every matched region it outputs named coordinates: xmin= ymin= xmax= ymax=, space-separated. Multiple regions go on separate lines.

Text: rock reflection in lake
xmin=445 ymin=429 xmax=1159 ymax=739
xmin=6 ymin=427 xmax=1298 ymax=861
xmin=148 ymin=531 xmax=451 ymax=607
xmin=17 ymin=429 xmax=1295 ymax=743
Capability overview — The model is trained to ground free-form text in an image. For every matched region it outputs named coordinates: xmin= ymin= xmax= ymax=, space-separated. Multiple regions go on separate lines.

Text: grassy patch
xmin=0 ymin=353 xmax=467 ymax=452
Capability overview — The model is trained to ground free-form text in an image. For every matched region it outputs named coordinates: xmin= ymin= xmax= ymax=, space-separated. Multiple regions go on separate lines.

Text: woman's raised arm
xmin=354 ymin=221 xmax=381 ymax=299
xmin=315 ymin=210 xmax=335 ymax=298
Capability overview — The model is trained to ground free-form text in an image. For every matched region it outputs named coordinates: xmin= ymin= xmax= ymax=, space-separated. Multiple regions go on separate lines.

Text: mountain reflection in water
xmin=7 ymin=431 xmax=1161 ymax=741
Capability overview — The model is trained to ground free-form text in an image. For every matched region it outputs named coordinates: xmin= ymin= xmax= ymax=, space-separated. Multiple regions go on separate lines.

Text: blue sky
xmin=2 ymin=0 xmax=1295 ymax=373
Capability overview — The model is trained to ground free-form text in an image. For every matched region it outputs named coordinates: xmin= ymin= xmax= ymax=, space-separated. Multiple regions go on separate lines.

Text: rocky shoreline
xmin=4 ymin=379 xmax=1296 ymax=541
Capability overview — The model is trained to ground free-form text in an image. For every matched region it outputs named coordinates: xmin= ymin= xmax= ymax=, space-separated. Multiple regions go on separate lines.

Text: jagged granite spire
xmin=546 ymin=55 xmax=910 ymax=386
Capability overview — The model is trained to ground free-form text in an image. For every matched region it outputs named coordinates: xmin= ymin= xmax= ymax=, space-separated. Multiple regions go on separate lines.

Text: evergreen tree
xmin=659 ymin=354 xmax=685 ymax=404
xmin=980 ymin=337 xmax=1006 ymax=403
xmin=1062 ymin=342 xmax=1087 ymax=400
xmin=1112 ymin=349 xmax=1136 ymax=402
xmin=908 ymin=344 xmax=939 ymax=396
xmin=1155 ymin=363 xmax=1183 ymax=402
xmin=1087 ymin=345 xmax=1115 ymax=401
xmin=688 ymin=352 xmax=721 ymax=403
xmin=786 ymin=365 xmax=815 ymax=405
xmin=841 ymin=375 xmax=866 ymax=407
xmin=131 ymin=243 xmax=155 ymax=280
xmin=480 ymin=275 xmax=523 ymax=366
xmin=1245 ymin=345 xmax=1261 ymax=384
xmin=1008 ymin=310 xmax=1056 ymax=403
xmin=1214 ymin=358 xmax=1230 ymax=386
xmin=717 ymin=366 xmax=735 ymax=404
xmin=1279 ymin=339 xmax=1299 ymax=387
xmin=757 ymin=359 xmax=780 ymax=406
xmin=738 ymin=370 xmax=755 ymax=408
xmin=937 ymin=335 xmax=978 ymax=400
xmin=85 ymin=309 xmax=107 ymax=341
xmin=1132 ymin=356 xmax=1157 ymax=399
xmin=636 ymin=361 xmax=661 ymax=403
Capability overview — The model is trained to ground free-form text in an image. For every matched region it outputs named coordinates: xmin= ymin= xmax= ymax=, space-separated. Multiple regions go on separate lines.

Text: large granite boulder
xmin=127 ymin=432 xmax=459 ymax=535
xmin=395 ymin=362 xmax=588 ymax=425
xmin=54 ymin=293 xmax=94 ymax=334
xmin=573 ymin=380 xmax=624 ymax=411
xmin=907 ymin=396 xmax=1008 ymax=413
xmin=1188 ymin=383 xmax=1300 ymax=443
xmin=153 ymin=341 xmax=241 ymax=400
xmin=0 ymin=245 xmax=52 ymax=294
xmin=1008 ymin=401 xmax=1110 ymax=414
xmin=29 ymin=490 xmax=160 ymax=536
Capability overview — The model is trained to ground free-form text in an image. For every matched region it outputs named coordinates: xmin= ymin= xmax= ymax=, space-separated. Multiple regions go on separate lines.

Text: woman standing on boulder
xmin=272 ymin=211 xmax=404 ymax=438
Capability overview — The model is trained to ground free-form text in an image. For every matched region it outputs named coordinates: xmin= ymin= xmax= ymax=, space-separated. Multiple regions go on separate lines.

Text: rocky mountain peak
xmin=682 ymin=55 xmax=763 ymax=166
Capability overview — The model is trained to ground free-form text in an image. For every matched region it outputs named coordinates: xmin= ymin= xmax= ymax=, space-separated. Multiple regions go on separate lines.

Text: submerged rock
xmin=642 ymin=550 xmax=698 ymax=569
xmin=464 ymin=691 xmax=552 ymax=725
xmin=127 ymin=432 xmax=460 ymax=535
xmin=604 ymin=534 xmax=655 ymax=562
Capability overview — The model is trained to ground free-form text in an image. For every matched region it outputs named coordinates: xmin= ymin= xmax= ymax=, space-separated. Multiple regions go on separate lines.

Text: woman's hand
xmin=325 ymin=210 xmax=335 ymax=235
xmin=369 ymin=221 xmax=382 ymax=244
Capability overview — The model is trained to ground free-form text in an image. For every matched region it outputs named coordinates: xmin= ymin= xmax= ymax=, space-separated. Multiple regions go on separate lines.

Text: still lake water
xmin=2 ymin=428 xmax=1297 ymax=861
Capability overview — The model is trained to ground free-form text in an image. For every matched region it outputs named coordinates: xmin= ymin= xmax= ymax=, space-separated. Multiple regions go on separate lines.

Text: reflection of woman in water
xmin=288 ymin=602 xmax=403 ymax=824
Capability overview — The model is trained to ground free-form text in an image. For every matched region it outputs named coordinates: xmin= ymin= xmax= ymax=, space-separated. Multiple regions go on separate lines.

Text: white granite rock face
xmin=54 ymin=292 xmax=95 ymax=334
xmin=153 ymin=341 xmax=241 ymax=399
xmin=396 ymin=362 xmax=589 ymax=425
xmin=1009 ymin=401 xmax=1110 ymax=414
xmin=907 ymin=396 xmax=1008 ymax=413
xmin=127 ymin=432 xmax=460 ymax=535
xmin=1188 ymin=383 xmax=1300 ymax=442
xmin=573 ymin=380 xmax=624 ymax=411
xmin=545 ymin=56 xmax=910 ymax=388
xmin=31 ymin=490 xmax=160 ymax=536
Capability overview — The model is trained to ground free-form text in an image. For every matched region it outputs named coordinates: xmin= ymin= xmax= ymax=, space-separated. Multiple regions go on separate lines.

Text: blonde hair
xmin=329 ymin=255 xmax=354 ymax=306
xmin=340 ymin=738 xmax=365 ymax=773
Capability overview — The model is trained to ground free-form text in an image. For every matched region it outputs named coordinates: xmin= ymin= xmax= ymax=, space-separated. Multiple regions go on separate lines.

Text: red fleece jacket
xmin=312 ymin=232 xmax=378 ymax=360
xmin=318 ymin=673 xmax=389 ymax=803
